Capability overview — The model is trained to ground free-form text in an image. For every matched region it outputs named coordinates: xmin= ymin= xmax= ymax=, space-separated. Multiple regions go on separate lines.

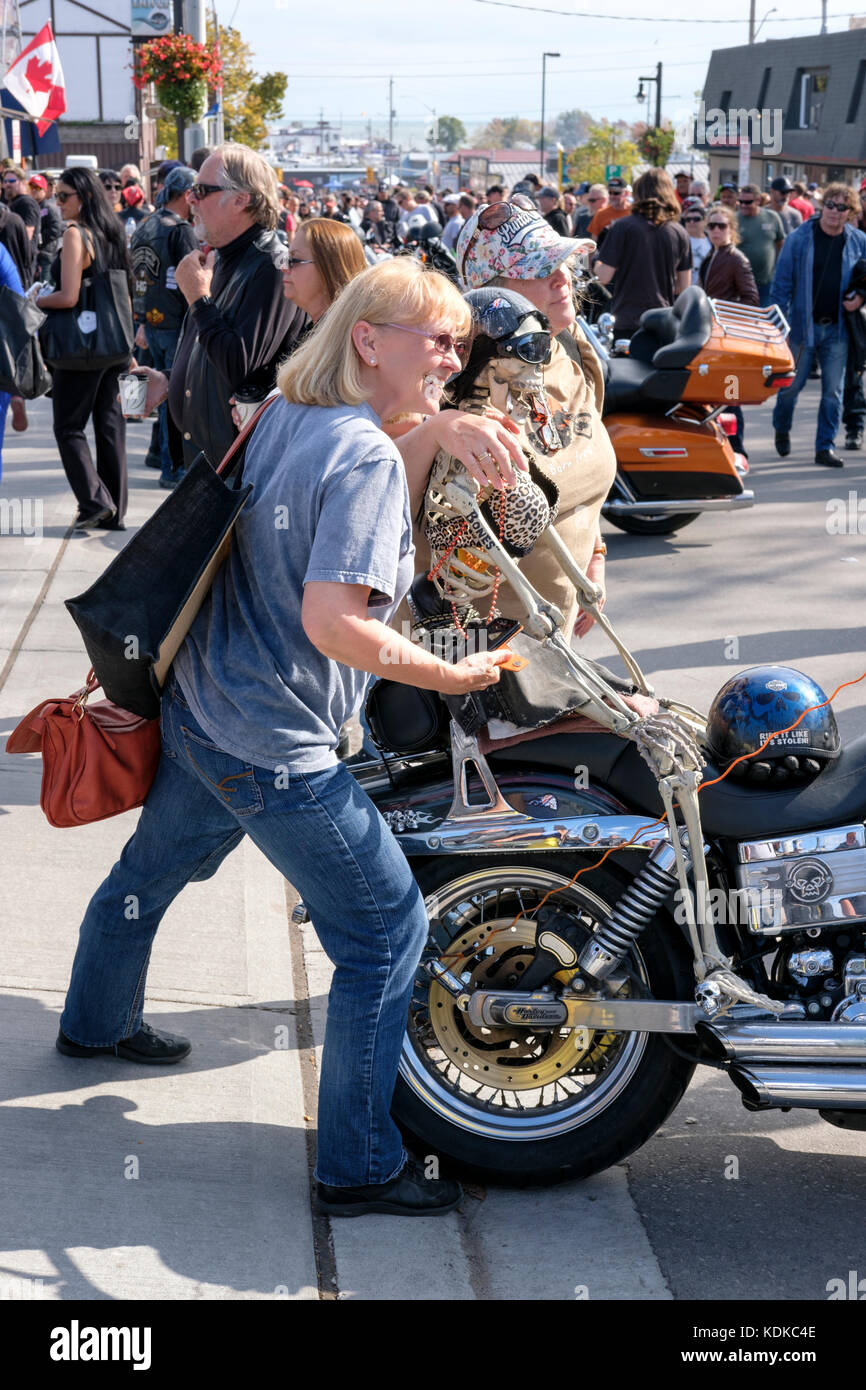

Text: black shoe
xmin=774 ymin=432 xmax=791 ymax=457
xmin=73 ymin=506 xmax=116 ymax=531
xmin=56 ymin=1021 xmax=191 ymax=1064
xmin=143 ymin=454 xmax=162 ymax=470
xmin=845 ymin=432 xmax=863 ymax=451
xmin=96 ymin=517 xmax=126 ymax=531
xmin=815 ymin=448 xmax=844 ymax=468
xmin=316 ymin=1154 xmax=462 ymax=1218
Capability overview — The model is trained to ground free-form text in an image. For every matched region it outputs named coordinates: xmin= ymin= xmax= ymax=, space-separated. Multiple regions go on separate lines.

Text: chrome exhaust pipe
xmin=602 ymin=491 xmax=754 ymax=517
xmin=730 ymin=1064 xmax=866 ymax=1112
xmin=698 ymin=1021 xmax=866 ymax=1063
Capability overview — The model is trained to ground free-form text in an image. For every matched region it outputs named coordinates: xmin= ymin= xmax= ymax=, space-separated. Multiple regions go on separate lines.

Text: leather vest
xmin=131 ymin=210 xmax=190 ymax=332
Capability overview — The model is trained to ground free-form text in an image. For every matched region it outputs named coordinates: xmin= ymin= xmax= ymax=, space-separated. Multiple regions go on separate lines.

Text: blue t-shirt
xmin=174 ymin=396 xmax=415 ymax=772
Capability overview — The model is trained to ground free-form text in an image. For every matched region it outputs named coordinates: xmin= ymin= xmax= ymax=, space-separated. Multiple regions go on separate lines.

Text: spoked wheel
xmin=393 ymin=855 xmax=695 ymax=1185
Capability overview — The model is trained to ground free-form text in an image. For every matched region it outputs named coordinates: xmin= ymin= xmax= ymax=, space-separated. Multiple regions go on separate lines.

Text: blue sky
xmin=226 ymin=0 xmax=858 ymax=140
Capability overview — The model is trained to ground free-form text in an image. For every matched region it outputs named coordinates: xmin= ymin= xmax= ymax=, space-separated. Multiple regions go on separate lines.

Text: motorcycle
xmin=297 ymin=454 xmax=866 ymax=1187
xmin=578 ymin=285 xmax=795 ymax=537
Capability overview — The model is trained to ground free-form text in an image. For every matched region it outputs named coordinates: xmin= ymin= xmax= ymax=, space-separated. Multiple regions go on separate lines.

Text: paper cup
xmin=119 ymin=373 xmax=148 ymax=417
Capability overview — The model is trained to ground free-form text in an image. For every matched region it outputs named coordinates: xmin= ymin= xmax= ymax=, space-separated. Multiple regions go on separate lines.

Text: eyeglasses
xmin=706 ymin=221 xmax=728 ymax=230
xmin=683 ymin=216 xmax=704 ymax=223
xmin=55 ymin=191 xmax=76 ymax=204
xmin=587 ymin=196 xmax=604 ymax=203
xmin=102 ymin=181 xmax=121 ymax=190
xmin=2 ymin=176 xmax=18 ymax=185
xmin=737 ymin=198 xmax=755 ymax=205
xmin=285 ymin=255 xmax=314 ymax=268
xmin=823 ymin=200 xmax=850 ymax=212
xmin=458 ymin=199 xmax=521 ymax=279
xmin=380 ymin=322 xmax=469 ymax=361
xmin=189 ymin=182 xmax=230 ymax=201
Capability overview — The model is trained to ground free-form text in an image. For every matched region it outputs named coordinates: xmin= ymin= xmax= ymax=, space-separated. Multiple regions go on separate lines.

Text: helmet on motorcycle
xmin=464 ymin=286 xmax=552 ymax=364
xmin=705 ymin=665 xmax=841 ymax=782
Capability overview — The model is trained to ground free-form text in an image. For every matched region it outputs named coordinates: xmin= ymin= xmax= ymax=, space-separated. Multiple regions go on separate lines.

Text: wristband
xmin=592 ymin=541 xmax=607 ymax=557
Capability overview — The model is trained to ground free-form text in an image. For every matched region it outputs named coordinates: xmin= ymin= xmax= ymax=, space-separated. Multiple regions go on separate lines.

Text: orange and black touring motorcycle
xmin=578 ymin=286 xmax=795 ymax=536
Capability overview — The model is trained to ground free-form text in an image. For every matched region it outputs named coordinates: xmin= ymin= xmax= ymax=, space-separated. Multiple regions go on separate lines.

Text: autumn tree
xmin=566 ymin=121 xmax=640 ymax=186
xmin=208 ymin=18 xmax=287 ymax=149
xmin=474 ymin=115 xmax=541 ymax=149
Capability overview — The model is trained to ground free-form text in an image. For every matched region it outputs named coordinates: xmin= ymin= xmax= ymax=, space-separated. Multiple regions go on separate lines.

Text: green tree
xmin=207 ymin=18 xmax=287 ymax=150
xmin=566 ymin=120 xmax=640 ymax=186
xmin=474 ymin=115 xmax=541 ymax=149
xmin=436 ymin=115 xmax=466 ymax=151
xmin=553 ymin=108 xmax=593 ymax=150
xmin=637 ymin=123 xmax=676 ymax=167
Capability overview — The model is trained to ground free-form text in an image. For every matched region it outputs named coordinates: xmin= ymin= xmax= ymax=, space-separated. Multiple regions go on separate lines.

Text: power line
xmin=471 ymin=0 xmax=858 ymax=20
xmin=288 ymin=59 xmax=704 ymax=81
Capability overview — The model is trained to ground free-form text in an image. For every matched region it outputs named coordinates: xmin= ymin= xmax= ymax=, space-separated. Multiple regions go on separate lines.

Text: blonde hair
xmin=822 ymin=182 xmax=859 ymax=215
xmin=278 ymin=258 xmax=470 ymax=408
xmin=215 ymin=141 xmax=279 ymax=230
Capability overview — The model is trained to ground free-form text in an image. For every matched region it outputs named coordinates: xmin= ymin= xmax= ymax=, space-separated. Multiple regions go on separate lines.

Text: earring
xmin=369 ymin=356 xmax=377 ymax=365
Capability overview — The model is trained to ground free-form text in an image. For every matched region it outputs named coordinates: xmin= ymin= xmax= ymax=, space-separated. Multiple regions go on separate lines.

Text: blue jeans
xmin=145 ymin=326 xmax=181 ymax=484
xmin=60 ymin=676 xmax=429 ymax=1187
xmin=0 ymin=390 xmax=8 ymax=481
xmin=758 ymin=282 xmax=773 ymax=308
xmin=772 ymin=322 xmax=849 ymax=452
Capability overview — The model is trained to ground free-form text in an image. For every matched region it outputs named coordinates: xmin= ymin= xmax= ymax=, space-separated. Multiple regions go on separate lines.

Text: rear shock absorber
xmin=578 ymin=841 xmax=686 ymax=981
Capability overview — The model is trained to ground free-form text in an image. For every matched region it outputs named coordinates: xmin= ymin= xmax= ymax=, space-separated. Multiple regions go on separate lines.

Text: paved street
xmin=0 ymin=388 xmax=864 ymax=1302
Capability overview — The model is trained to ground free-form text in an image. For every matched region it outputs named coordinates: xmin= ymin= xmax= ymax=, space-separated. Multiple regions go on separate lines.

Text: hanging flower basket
xmin=133 ymin=33 xmax=222 ymax=124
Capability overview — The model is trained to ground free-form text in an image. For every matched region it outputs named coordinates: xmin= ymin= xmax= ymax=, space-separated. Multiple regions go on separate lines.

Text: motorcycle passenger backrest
xmin=628 ymin=287 xmax=713 ymax=370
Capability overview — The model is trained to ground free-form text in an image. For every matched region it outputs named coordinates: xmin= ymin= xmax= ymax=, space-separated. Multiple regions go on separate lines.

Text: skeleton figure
xmin=420 ymin=295 xmax=755 ymax=999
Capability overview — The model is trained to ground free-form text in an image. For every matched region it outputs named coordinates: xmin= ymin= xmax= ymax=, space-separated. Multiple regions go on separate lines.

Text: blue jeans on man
xmin=145 ymin=326 xmax=183 ymax=486
xmin=772 ymin=322 xmax=848 ymax=452
xmin=59 ymin=676 xmax=429 ymax=1188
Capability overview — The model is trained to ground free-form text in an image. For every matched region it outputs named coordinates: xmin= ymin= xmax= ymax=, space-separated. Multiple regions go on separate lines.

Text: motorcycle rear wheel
xmin=605 ymin=511 xmax=701 ymax=536
xmin=393 ymin=855 xmax=696 ymax=1186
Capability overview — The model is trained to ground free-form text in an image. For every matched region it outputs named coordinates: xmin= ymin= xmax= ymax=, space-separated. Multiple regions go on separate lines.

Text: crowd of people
xmin=4 ymin=135 xmax=864 ymax=1219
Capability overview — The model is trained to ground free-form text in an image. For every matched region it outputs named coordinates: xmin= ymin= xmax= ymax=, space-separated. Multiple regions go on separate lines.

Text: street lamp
xmin=540 ymin=51 xmax=560 ymax=179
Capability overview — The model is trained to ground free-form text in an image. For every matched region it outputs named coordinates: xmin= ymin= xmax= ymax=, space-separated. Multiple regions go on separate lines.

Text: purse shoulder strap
xmin=216 ymin=392 xmax=280 ymax=479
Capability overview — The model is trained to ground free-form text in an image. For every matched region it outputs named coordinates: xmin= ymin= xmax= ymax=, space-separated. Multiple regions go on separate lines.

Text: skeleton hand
xmin=626 ymin=708 xmax=704 ymax=780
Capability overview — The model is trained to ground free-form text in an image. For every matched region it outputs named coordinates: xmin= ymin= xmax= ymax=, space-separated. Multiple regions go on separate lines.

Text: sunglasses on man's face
xmin=684 ymin=216 xmax=704 ymax=223
xmin=737 ymin=198 xmax=755 ymax=205
xmin=190 ymin=182 xmax=229 ymax=201
xmin=2 ymin=177 xmax=18 ymax=185
xmin=823 ymin=200 xmax=850 ymax=213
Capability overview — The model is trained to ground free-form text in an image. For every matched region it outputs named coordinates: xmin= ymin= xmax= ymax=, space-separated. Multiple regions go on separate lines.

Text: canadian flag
xmin=4 ymin=23 xmax=66 ymax=136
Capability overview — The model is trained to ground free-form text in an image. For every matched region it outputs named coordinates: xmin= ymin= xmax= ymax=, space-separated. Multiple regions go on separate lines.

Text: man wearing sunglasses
xmin=736 ymin=182 xmax=785 ymax=308
xmin=769 ymin=183 xmax=866 ymax=467
xmin=2 ymin=165 xmax=40 ymax=274
xmin=133 ymin=144 xmax=305 ymax=472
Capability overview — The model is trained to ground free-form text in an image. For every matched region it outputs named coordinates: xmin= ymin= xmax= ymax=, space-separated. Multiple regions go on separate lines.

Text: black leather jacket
xmin=168 ymin=225 xmax=306 ymax=467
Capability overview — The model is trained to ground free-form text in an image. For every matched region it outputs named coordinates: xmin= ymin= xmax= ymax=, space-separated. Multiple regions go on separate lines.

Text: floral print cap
xmin=457 ymin=202 xmax=595 ymax=289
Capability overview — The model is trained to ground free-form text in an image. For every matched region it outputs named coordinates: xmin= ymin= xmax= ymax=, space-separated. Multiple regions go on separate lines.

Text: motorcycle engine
xmin=773 ymin=938 xmax=866 ymax=1021
xmin=734 ymin=823 xmax=866 ymax=936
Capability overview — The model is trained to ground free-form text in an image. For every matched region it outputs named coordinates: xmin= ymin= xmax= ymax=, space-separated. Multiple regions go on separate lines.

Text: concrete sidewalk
xmin=0 ymin=398 xmax=674 ymax=1302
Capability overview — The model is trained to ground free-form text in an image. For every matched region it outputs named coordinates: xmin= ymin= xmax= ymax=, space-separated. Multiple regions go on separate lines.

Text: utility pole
xmin=388 ymin=76 xmax=394 ymax=181
xmin=183 ymin=0 xmax=207 ymax=161
xmin=173 ymin=0 xmax=185 ymax=160
xmin=655 ymin=60 xmax=662 ymax=129
xmin=749 ymin=0 xmax=755 ymax=42
xmin=540 ymin=51 xmax=560 ymax=179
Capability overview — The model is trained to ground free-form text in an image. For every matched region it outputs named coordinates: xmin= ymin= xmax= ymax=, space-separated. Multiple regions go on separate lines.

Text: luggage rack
xmin=710 ymin=298 xmax=790 ymax=344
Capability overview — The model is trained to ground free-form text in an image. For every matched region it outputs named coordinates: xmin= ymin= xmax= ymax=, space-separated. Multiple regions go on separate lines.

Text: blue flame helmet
xmin=706 ymin=665 xmax=841 ymax=779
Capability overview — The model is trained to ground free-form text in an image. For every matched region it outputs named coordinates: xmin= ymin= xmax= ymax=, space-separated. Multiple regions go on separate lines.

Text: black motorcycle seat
xmin=602 ymin=355 xmax=687 ymax=414
xmin=488 ymin=731 xmax=866 ymax=840
xmin=626 ymin=286 xmax=713 ymax=371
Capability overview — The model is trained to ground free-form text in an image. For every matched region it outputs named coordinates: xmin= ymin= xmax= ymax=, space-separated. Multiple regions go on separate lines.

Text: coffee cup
xmin=119 ymin=372 xmax=149 ymax=417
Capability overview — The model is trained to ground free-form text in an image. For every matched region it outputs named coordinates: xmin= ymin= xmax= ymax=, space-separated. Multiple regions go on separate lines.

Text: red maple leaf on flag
xmin=25 ymin=55 xmax=53 ymax=94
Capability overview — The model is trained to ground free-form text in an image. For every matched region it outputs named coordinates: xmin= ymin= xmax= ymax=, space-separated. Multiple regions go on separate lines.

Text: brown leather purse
xmin=5 ymin=669 xmax=161 ymax=828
